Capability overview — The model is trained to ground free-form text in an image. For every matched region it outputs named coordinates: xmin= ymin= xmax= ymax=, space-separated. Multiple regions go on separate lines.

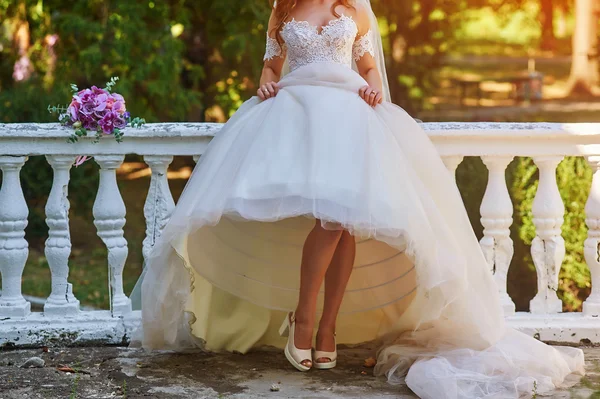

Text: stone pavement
xmin=1 ymin=345 xmax=600 ymax=398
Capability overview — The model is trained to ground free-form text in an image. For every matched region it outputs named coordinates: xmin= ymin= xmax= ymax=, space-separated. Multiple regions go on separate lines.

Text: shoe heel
xmin=279 ymin=316 xmax=290 ymax=338
xmin=280 ymin=312 xmax=312 ymax=372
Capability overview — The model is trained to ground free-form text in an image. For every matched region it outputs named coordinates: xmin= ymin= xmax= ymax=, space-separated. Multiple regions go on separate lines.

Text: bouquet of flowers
xmin=48 ymin=77 xmax=145 ymax=144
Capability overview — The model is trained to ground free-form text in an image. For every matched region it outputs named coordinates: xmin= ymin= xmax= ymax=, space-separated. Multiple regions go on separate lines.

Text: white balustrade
xmin=584 ymin=156 xmax=600 ymax=316
xmin=0 ymin=122 xmax=600 ymax=346
xmin=93 ymin=155 xmax=131 ymax=315
xmin=529 ymin=156 xmax=565 ymax=314
xmin=142 ymin=155 xmax=175 ymax=266
xmin=441 ymin=155 xmax=463 ymax=179
xmin=0 ymin=156 xmax=30 ymax=318
xmin=480 ymin=156 xmax=516 ymax=315
xmin=44 ymin=155 xmax=80 ymax=316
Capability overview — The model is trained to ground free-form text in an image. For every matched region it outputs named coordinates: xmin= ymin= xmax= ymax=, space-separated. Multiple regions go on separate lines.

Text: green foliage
xmin=1 ymin=0 xmax=200 ymax=123
xmin=372 ymin=0 xmax=466 ymax=112
xmin=456 ymin=5 xmax=542 ymax=45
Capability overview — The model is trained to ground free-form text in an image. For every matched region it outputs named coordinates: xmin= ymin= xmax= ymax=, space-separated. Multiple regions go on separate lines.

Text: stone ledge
xmin=0 ymin=311 xmax=140 ymax=348
xmin=3 ymin=310 xmax=600 ymax=349
xmin=507 ymin=312 xmax=600 ymax=345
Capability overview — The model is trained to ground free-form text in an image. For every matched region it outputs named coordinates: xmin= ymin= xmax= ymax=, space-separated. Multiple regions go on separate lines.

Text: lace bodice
xmin=264 ymin=15 xmax=375 ymax=72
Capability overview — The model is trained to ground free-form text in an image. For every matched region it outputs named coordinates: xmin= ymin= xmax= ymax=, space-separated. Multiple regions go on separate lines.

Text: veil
xmin=354 ymin=0 xmax=391 ymax=102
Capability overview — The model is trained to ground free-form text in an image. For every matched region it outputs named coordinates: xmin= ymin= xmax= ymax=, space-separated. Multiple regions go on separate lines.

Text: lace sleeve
xmin=353 ymin=29 xmax=375 ymax=62
xmin=264 ymin=35 xmax=285 ymax=61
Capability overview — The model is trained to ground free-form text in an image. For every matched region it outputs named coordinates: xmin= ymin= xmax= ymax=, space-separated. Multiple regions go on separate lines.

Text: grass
xmin=68 ymin=364 xmax=81 ymax=399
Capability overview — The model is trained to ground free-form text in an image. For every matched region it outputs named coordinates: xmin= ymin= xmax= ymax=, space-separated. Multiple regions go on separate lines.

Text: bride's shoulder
xmin=349 ymin=2 xmax=372 ymax=34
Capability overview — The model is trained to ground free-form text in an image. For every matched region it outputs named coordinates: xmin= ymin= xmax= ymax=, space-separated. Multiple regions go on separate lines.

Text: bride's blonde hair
xmin=270 ymin=0 xmax=355 ymax=46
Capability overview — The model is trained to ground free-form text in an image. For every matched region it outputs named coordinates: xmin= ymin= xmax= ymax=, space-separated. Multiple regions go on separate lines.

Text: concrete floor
xmin=1 ymin=345 xmax=600 ymax=398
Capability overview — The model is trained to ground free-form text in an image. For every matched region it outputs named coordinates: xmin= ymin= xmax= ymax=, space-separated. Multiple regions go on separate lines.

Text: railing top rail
xmin=0 ymin=122 xmax=599 ymax=157
xmin=1 ymin=122 xmax=599 ymax=137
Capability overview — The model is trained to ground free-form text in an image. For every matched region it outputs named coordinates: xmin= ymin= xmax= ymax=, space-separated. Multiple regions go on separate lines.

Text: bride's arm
xmin=258 ymin=8 xmax=286 ymax=101
xmin=353 ymin=6 xmax=383 ymax=107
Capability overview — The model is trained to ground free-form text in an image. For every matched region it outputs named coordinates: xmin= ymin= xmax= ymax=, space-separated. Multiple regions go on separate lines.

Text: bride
xmin=132 ymin=0 xmax=585 ymax=397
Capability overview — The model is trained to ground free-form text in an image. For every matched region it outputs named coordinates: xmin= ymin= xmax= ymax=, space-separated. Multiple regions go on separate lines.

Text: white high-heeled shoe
xmin=314 ymin=333 xmax=337 ymax=370
xmin=279 ymin=313 xmax=313 ymax=372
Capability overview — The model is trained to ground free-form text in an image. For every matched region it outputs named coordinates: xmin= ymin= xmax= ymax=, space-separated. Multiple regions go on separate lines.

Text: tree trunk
xmin=540 ymin=0 xmax=555 ymax=51
xmin=567 ymin=0 xmax=599 ymax=95
xmin=11 ymin=1 xmax=32 ymax=82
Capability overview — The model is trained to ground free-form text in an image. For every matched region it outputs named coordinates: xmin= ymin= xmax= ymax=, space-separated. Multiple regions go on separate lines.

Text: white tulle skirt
xmin=131 ymin=62 xmax=584 ymax=398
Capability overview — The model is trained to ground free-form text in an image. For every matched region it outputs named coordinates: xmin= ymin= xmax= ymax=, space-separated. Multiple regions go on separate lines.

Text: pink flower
xmin=68 ymin=99 xmax=81 ymax=122
xmin=74 ymin=156 xmax=91 ymax=167
xmin=13 ymin=56 xmax=32 ymax=82
xmin=45 ymin=34 xmax=59 ymax=47
xmin=113 ymin=100 xmax=126 ymax=114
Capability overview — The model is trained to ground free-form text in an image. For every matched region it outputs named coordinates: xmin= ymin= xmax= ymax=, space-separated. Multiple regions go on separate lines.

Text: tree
xmin=371 ymin=0 xmax=463 ymax=112
xmin=567 ymin=0 xmax=600 ymax=95
xmin=540 ymin=0 xmax=556 ymax=51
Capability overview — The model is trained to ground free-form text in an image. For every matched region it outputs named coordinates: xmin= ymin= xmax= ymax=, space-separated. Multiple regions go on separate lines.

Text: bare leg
xmin=316 ymin=230 xmax=356 ymax=360
xmin=294 ymin=220 xmax=344 ymax=355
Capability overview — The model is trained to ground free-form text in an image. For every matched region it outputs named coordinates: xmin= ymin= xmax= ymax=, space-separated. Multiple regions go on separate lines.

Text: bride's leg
xmin=316 ymin=230 xmax=356 ymax=356
xmin=294 ymin=220 xmax=344 ymax=350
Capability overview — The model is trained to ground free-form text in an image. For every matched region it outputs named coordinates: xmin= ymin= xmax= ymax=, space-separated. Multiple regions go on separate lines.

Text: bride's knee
xmin=313 ymin=219 xmax=345 ymax=238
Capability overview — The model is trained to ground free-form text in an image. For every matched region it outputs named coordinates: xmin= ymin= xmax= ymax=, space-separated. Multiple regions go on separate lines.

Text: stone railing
xmin=0 ymin=122 xmax=599 ymax=347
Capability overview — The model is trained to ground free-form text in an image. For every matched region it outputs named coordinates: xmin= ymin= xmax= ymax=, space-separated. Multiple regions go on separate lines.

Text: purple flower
xmin=77 ymin=88 xmax=94 ymax=104
xmin=99 ymin=112 xmax=115 ymax=134
xmin=114 ymin=114 xmax=127 ymax=129
xmin=58 ymin=80 xmax=137 ymax=140
xmin=80 ymin=102 xmax=95 ymax=116
xmin=98 ymin=110 xmax=125 ymax=134
xmin=94 ymin=93 xmax=108 ymax=112
xmin=91 ymin=86 xmax=109 ymax=96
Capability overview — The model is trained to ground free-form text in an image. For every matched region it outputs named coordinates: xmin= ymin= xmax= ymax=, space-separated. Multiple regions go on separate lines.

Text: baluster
xmin=142 ymin=156 xmax=175 ymax=267
xmin=93 ymin=155 xmax=131 ymax=315
xmin=441 ymin=155 xmax=464 ymax=180
xmin=480 ymin=156 xmax=516 ymax=315
xmin=530 ymin=156 xmax=565 ymax=314
xmin=584 ymin=156 xmax=600 ymax=316
xmin=0 ymin=156 xmax=30 ymax=317
xmin=44 ymin=155 xmax=80 ymax=315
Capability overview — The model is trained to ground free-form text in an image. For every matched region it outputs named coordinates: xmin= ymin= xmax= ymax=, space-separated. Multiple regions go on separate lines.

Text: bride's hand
xmin=257 ymin=82 xmax=279 ymax=101
xmin=359 ymin=85 xmax=383 ymax=107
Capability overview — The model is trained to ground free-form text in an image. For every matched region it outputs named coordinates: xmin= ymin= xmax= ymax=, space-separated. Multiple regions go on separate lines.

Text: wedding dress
xmin=131 ymin=2 xmax=585 ymax=398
